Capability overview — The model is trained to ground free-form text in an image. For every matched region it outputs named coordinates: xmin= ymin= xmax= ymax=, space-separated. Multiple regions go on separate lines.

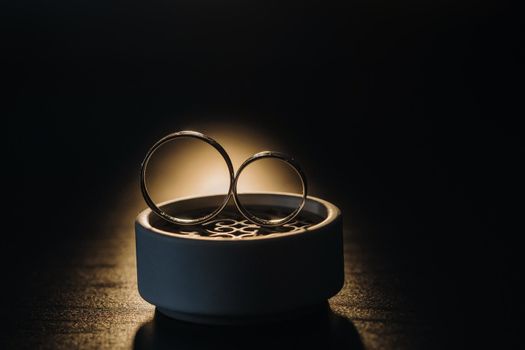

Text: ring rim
xmin=232 ymin=151 xmax=308 ymax=227
xmin=140 ymin=131 xmax=235 ymax=225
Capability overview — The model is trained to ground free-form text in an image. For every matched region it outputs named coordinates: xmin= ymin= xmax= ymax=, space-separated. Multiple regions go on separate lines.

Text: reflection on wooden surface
xmin=134 ymin=306 xmax=362 ymax=350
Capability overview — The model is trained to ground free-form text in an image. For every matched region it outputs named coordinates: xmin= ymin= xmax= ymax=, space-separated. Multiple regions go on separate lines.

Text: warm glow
xmin=144 ymin=124 xmax=300 ymax=204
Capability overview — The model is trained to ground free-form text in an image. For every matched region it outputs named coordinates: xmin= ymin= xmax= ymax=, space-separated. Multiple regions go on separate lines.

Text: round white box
xmin=135 ymin=193 xmax=343 ymax=324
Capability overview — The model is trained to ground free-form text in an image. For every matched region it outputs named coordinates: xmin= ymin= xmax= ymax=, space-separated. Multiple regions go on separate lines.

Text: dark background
xmin=2 ymin=0 xmax=523 ymax=348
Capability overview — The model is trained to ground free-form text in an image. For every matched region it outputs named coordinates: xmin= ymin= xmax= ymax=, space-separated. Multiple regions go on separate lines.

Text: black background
xmin=2 ymin=0 xmax=523 ymax=348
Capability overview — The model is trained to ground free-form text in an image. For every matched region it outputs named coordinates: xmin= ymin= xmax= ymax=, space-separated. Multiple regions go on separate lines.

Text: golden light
xmin=144 ymin=123 xmax=302 ymax=204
